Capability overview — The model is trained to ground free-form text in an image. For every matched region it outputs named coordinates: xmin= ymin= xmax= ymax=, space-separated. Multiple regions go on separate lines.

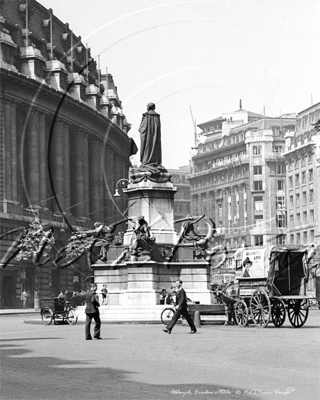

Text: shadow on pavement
xmin=1 ymin=343 xmax=260 ymax=400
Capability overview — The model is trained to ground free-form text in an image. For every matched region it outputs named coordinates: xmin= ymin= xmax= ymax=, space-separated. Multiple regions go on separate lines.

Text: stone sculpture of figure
xmin=138 ymin=103 xmax=164 ymax=173
xmin=75 ymin=218 xmax=129 ymax=262
xmin=131 ymin=216 xmax=155 ymax=259
xmin=178 ymin=214 xmax=205 ymax=242
xmin=90 ymin=218 xmax=130 ymax=262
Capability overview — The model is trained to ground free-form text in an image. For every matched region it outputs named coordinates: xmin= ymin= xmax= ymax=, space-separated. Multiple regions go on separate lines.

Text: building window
xmin=310 ymin=209 xmax=314 ymax=223
xmin=276 ymin=235 xmax=286 ymax=245
xmin=290 ymin=234 xmax=294 ymax=244
xmin=302 ymin=171 xmax=306 ymax=184
xmin=295 ymin=174 xmax=299 ymax=187
xmin=277 ymin=165 xmax=285 ymax=174
xmin=289 ymin=176 xmax=293 ymax=189
xmin=303 ymin=211 xmax=307 ymax=224
xmin=296 ymin=232 xmax=300 ymax=243
xmin=276 ymin=213 xmax=286 ymax=228
xmin=254 ymin=196 xmax=263 ymax=211
xmin=254 ymin=235 xmax=263 ymax=246
xmin=296 ymin=193 xmax=300 ymax=207
xmin=253 ymin=181 xmax=263 ymax=191
xmin=253 ymin=145 xmax=262 ymax=155
xmin=296 ymin=213 xmax=300 ymax=225
xmin=303 ymin=231 xmax=308 ymax=244
xmin=255 ymin=215 xmax=263 ymax=225
xmin=290 ymin=214 xmax=294 ymax=226
xmin=253 ymin=166 xmax=262 ymax=175
xmin=295 ymin=159 xmax=299 ymax=169
xmin=273 ymin=145 xmax=283 ymax=153
xmin=309 ymin=189 xmax=314 ymax=203
xmin=276 ymin=196 xmax=285 ymax=209
xmin=303 ymin=192 xmax=307 ymax=205
xmin=277 ymin=180 xmax=284 ymax=190
xmin=309 ymin=169 xmax=313 ymax=182
xmin=301 ymin=157 xmax=306 ymax=167
xmin=310 ymin=230 xmax=314 ymax=242
xmin=308 ymin=154 xmax=312 ymax=164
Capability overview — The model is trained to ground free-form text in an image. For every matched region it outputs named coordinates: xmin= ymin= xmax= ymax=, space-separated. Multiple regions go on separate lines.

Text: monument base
xmin=93 ymin=260 xmax=213 ymax=306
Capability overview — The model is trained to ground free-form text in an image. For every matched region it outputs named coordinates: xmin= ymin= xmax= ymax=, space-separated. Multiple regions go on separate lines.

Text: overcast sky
xmin=40 ymin=0 xmax=320 ymax=169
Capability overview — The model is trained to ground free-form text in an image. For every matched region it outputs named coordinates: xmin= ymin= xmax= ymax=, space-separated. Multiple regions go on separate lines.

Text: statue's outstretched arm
xmin=193 ymin=214 xmax=205 ymax=224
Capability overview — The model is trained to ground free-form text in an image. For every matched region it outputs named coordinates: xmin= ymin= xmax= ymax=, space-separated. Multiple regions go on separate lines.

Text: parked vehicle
xmin=228 ymin=245 xmax=314 ymax=328
xmin=40 ymin=297 xmax=78 ymax=325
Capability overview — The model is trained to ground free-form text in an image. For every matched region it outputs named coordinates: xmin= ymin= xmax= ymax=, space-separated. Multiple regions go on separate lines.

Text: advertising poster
xmin=241 ymin=248 xmax=267 ymax=279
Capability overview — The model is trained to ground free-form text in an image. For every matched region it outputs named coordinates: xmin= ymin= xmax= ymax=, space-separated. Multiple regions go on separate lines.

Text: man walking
xmin=162 ymin=280 xmax=197 ymax=334
xmin=85 ymin=283 xmax=101 ymax=340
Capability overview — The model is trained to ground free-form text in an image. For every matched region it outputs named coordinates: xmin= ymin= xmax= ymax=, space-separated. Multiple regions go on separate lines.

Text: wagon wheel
xmin=249 ymin=289 xmax=271 ymax=328
xmin=67 ymin=308 xmax=78 ymax=325
xmin=41 ymin=308 xmax=53 ymax=325
xmin=271 ymin=298 xmax=286 ymax=327
xmin=234 ymin=300 xmax=248 ymax=327
xmin=287 ymin=299 xmax=309 ymax=328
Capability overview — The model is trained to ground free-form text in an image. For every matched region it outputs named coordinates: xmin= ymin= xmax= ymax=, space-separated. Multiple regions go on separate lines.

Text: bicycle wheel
xmin=41 ymin=308 xmax=53 ymax=325
xmin=161 ymin=308 xmax=175 ymax=325
xmin=67 ymin=307 xmax=78 ymax=325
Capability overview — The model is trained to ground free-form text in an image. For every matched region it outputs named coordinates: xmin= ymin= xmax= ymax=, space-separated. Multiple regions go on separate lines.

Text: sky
xmin=39 ymin=0 xmax=320 ymax=169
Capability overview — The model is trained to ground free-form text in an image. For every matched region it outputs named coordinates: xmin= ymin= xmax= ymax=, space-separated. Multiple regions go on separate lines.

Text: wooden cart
xmin=231 ymin=245 xmax=313 ymax=328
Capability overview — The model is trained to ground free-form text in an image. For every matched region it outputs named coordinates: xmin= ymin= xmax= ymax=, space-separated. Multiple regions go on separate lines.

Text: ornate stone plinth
xmin=94 ymin=261 xmax=213 ymax=306
xmin=123 ymin=178 xmax=179 ymax=247
xmin=91 ymin=166 xmax=213 ymax=306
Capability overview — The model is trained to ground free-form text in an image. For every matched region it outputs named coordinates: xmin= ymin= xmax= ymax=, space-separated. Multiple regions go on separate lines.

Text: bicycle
xmin=41 ymin=297 xmax=78 ymax=326
xmin=160 ymin=305 xmax=177 ymax=325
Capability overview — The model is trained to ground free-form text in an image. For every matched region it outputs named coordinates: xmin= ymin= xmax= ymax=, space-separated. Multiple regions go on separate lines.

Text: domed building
xmin=0 ymin=0 xmax=135 ymax=308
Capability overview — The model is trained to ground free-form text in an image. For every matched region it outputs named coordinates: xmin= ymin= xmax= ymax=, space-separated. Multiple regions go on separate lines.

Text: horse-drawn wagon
xmin=216 ymin=245 xmax=314 ymax=328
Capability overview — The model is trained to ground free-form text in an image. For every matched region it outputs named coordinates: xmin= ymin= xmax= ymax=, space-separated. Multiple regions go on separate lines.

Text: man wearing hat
xmin=84 ymin=283 xmax=101 ymax=340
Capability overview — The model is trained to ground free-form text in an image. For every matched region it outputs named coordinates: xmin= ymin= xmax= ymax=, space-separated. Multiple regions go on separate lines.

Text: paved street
xmin=0 ymin=311 xmax=319 ymax=400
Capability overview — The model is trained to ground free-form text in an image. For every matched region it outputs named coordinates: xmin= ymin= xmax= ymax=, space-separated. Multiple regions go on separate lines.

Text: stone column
xmin=51 ymin=121 xmax=64 ymax=212
xmin=63 ymin=124 xmax=71 ymax=213
xmin=104 ymin=147 xmax=115 ymax=223
xmin=4 ymin=102 xmax=12 ymax=201
xmin=206 ymin=192 xmax=210 ymax=218
xmin=82 ymin=133 xmax=89 ymax=217
xmin=73 ymin=131 xmax=89 ymax=217
xmin=222 ymin=189 xmax=228 ymax=233
xmin=10 ymin=103 xmax=18 ymax=203
xmin=39 ymin=112 xmax=48 ymax=209
xmin=28 ymin=111 xmax=40 ymax=207
xmin=89 ymin=139 xmax=103 ymax=221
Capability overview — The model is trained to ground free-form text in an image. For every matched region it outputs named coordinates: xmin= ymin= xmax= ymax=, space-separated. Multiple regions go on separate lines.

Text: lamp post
xmin=113 ymin=178 xmax=129 ymax=197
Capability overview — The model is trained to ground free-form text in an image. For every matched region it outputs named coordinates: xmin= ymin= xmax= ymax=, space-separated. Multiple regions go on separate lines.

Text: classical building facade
xmin=188 ymin=104 xmax=296 ymax=268
xmin=283 ymin=102 xmax=320 ymax=293
xmin=0 ymin=0 xmax=134 ymax=308
xmin=168 ymin=165 xmax=191 ymax=231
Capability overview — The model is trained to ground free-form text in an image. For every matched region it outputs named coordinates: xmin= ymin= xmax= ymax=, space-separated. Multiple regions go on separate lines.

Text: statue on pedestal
xmin=131 ymin=103 xmax=170 ymax=183
xmin=130 ymin=216 xmax=155 ymax=260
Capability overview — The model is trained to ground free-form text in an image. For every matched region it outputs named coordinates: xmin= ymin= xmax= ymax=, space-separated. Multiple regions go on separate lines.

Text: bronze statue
xmin=131 ymin=216 xmax=155 ymax=259
xmin=138 ymin=103 xmax=166 ymax=174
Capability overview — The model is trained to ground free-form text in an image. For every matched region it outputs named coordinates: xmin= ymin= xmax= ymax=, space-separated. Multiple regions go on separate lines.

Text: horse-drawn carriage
xmin=216 ymin=245 xmax=314 ymax=328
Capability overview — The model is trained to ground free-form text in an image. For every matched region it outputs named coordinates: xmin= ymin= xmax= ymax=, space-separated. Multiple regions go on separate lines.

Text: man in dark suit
xmin=85 ymin=283 xmax=101 ymax=340
xmin=162 ymin=280 xmax=197 ymax=334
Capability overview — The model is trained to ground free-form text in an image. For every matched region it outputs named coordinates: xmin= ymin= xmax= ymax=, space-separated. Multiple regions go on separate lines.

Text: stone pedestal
xmin=92 ymin=169 xmax=213 ymax=307
xmin=94 ymin=261 xmax=213 ymax=306
xmin=123 ymin=179 xmax=179 ymax=246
